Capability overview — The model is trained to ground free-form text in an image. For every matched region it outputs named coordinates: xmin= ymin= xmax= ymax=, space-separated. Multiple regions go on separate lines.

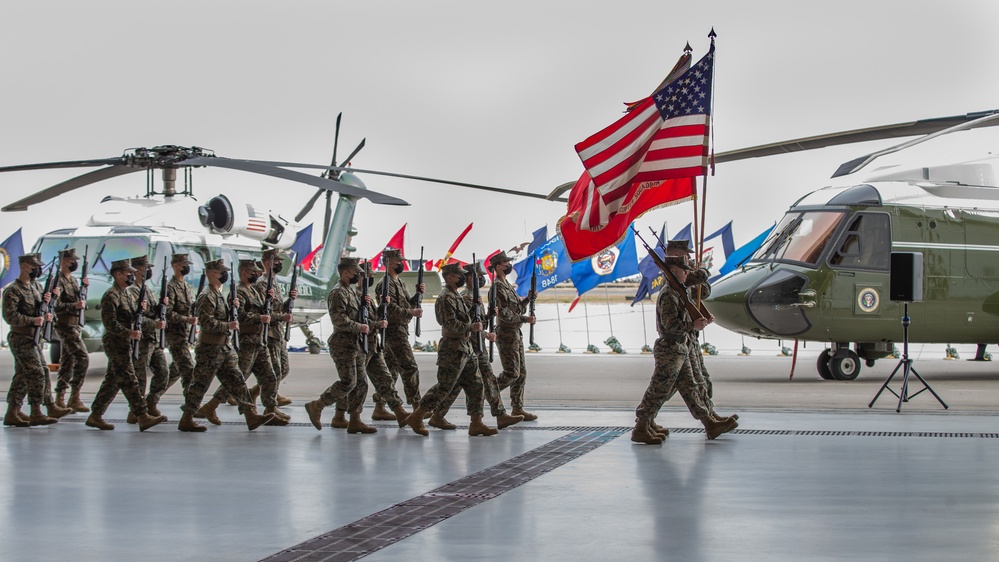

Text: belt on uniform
xmin=658 ymin=333 xmax=686 ymax=344
xmin=199 ymin=332 xmax=229 ymax=345
xmin=10 ymin=326 xmax=35 ymax=335
xmin=57 ymin=315 xmax=79 ymax=327
xmin=240 ymin=326 xmax=260 ymax=337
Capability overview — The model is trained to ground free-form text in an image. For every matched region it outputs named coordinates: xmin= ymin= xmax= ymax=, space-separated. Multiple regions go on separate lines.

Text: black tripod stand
xmin=869 ymin=302 xmax=948 ymax=412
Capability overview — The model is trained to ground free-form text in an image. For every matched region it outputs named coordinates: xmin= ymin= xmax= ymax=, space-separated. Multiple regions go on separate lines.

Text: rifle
xmin=471 ymin=253 xmax=483 ymax=353
xmin=131 ymin=277 xmax=149 ymax=361
xmin=228 ymin=262 xmax=240 ymax=352
xmin=78 ymin=244 xmax=105 ymax=326
xmin=487 ymin=281 xmax=497 ymax=362
xmin=632 ymin=226 xmax=708 ymax=320
xmin=528 ymin=254 xmax=537 ymax=347
xmin=262 ymin=252 xmax=275 ymax=346
xmin=377 ymin=271 xmax=389 ymax=352
xmin=358 ymin=260 xmax=370 ymax=354
xmin=647 ymin=226 xmax=713 ymax=319
xmin=157 ymin=257 xmax=168 ymax=349
xmin=284 ymin=254 xmax=299 ymax=341
xmin=414 ymin=246 xmax=424 ymax=337
xmin=188 ymin=271 xmax=206 ymax=344
xmin=33 ymin=258 xmax=57 ymax=345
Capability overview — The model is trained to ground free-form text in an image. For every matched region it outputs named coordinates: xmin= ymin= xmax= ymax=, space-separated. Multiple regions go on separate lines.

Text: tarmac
xmin=2 ymin=350 xmax=998 ymax=561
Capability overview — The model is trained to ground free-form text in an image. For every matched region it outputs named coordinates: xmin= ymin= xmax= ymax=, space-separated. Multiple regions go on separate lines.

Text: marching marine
xmin=407 ymin=262 xmax=496 ymax=437
xmin=150 ymin=253 xmax=198 ymax=407
xmin=373 ymin=247 xmax=424 ymax=419
xmin=488 ymin=251 xmax=538 ymax=421
xmin=86 ymin=258 xmax=167 ymax=431
xmin=256 ymin=248 xmax=296 ymax=408
xmin=52 ymin=248 xmax=90 ymax=413
xmin=178 ymin=259 xmax=274 ymax=432
xmin=3 ymin=253 xmax=69 ymax=427
xmin=129 ymin=255 xmax=169 ymax=423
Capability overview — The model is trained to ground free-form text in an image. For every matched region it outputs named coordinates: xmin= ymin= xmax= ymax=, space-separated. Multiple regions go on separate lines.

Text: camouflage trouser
xmin=495 ymin=326 xmax=527 ymax=409
xmin=337 ymin=348 xmax=403 ymax=412
xmin=318 ymin=334 xmax=367 ymax=413
xmin=91 ymin=338 xmax=148 ymax=416
xmin=183 ymin=343 xmax=254 ymax=415
xmin=213 ymin=339 xmax=278 ymax=409
xmin=635 ymin=338 xmax=689 ymax=424
xmin=6 ymin=332 xmax=49 ymax=407
xmin=135 ymin=339 xmax=168 ymax=397
xmin=267 ymin=338 xmax=290 ymax=388
xmin=418 ymin=339 xmax=484 ymax=418
xmin=54 ymin=324 xmax=89 ymax=394
xmin=436 ymin=348 xmax=506 ymax=418
xmin=379 ymin=331 xmax=421 ymax=406
xmin=158 ymin=339 xmax=194 ymax=398
xmin=663 ymin=344 xmax=714 ymax=421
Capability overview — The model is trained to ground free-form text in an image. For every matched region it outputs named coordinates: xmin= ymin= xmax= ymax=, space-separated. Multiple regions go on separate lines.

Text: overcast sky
xmin=2 ymin=0 xmax=998 ymax=264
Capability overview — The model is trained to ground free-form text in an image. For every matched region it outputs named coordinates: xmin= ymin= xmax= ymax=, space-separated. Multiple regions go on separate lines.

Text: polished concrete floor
xmin=2 ymin=399 xmax=998 ymax=561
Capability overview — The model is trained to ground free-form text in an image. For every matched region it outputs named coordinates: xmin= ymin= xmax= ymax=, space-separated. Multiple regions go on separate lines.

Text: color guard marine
xmin=373 ymin=247 xmax=424 ymax=418
xmin=53 ymin=247 xmax=90 ymax=414
xmin=255 ymin=248 xmax=296 ymax=408
xmin=488 ymin=251 xmax=538 ymax=421
xmin=128 ymin=255 xmax=169 ymax=424
xmin=158 ymin=253 xmax=198 ymax=402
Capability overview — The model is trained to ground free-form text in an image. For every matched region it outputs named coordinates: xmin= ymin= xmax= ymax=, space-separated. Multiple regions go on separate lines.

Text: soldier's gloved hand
xmin=75 ymin=300 xmax=86 ymax=310
xmin=52 ymin=287 xmax=62 ymax=298
xmin=411 ymin=308 xmax=423 ymax=318
xmin=281 ymin=312 xmax=292 ymax=322
xmin=43 ymin=292 xmax=52 ymax=303
xmin=471 ymin=322 xmax=483 ymax=332
xmin=186 ymin=317 xmax=198 ymax=326
xmin=364 ymin=295 xmax=372 ymax=305
xmin=693 ymin=318 xmax=709 ymax=331
xmin=358 ymin=324 xmax=370 ymax=335
xmin=82 ymin=278 xmax=90 ymax=287
xmin=418 ymin=283 xmax=426 ymax=294
xmin=129 ymin=329 xmax=142 ymax=340
xmin=525 ymin=315 xmax=536 ymax=325
xmin=140 ymin=300 xmax=148 ymax=312
xmin=260 ymin=314 xmax=271 ymax=324
xmin=155 ymin=320 xmax=166 ymax=330
xmin=32 ymin=316 xmax=44 ymax=327
xmin=485 ymin=332 xmax=497 ymax=342
xmin=228 ymin=321 xmax=240 ymax=331
xmin=44 ymin=312 xmax=54 ymax=323
xmin=232 ymin=298 xmax=240 ymax=308
xmin=289 ymin=289 xmax=298 ymax=299
xmin=376 ymin=320 xmax=388 ymax=329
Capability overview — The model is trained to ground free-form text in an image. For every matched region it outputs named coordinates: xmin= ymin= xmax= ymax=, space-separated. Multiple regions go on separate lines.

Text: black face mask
xmin=180 ymin=265 xmax=191 ymax=276
xmin=68 ymin=261 xmax=78 ymax=272
xmin=248 ymin=274 xmax=260 ymax=284
xmin=29 ymin=266 xmax=42 ymax=279
xmin=393 ymin=263 xmax=404 ymax=275
xmin=273 ymin=262 xmax=283 ymax=274
xmin=218 ymin=272 xmax=229 ymax=285
xmin=346 ymin=273 xmax=359 ymax=285
xmin=478 ymin=275 xmax=486 ymax=287
xmin=502 ymin=265 xmax=513 ymax=275
xmin=145 ymin=269 xmax=153 ymax=281
xmin=454 ymin=277 xmax=466 ymax=288
xmin=125 ymin=273 xmax=136 ymax=286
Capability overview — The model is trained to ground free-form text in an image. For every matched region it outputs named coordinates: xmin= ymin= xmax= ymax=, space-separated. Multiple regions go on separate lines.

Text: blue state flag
xmin=0 ymin=228 xmax=25 ymax=289
xmin=515 ymin=234 xmax=571 ymax=297
xmin=571 ymin=226 xmax=639 ymax=296
xmin=631 ymin=224 xmax=667 ymax=305
xmin=718 ymin=223 xmax=775 ymax=280
xmin=289 ymin=224 xmax=314 ymax=265
xmin=701 ymin=221 xmax=736 ymax=281
xmin=512 ymin=225 xmax=548 ymax=283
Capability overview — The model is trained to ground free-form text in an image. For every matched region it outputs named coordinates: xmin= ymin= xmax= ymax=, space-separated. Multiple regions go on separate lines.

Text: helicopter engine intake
xmin=198 ymin=194 xmax=294 ymax=248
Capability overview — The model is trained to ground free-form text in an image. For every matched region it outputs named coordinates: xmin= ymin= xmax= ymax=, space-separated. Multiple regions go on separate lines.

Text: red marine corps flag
xmin=559 ymin=38 xmax=715 ymax=261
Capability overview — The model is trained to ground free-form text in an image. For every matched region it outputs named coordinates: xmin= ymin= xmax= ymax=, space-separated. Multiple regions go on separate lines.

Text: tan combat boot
xmin=330 ymin=408 xmax=349 ymax=429
xmin=126 ymin=412 xmax=137 ymax=424
xmin=428 ymin=413 xmax=456 ymax=430
xmin=85 ymin=412 xmax=114 ymax=430
xmin=650 ymin=421 xmax=669 ymax=438
xmin=304 ymin=400 xmax=325 ymax=430
xmin=137 ymin=412 xmax=167 ymax=431
xmin=248 ymin=385 xmax=261 ymax=403
xmin=67 ymin=388 xmax=90 ymax=413
xmin=392 ymin=405 xmax=412 ymax=428
xmin=510 ymin=408 xmax=538 ymax=421
xmin=631 ymin=422 xmax=664 ymax=445
xmin=263 ymin=407 xmax=290 ymax=426
xmin=146 ymin=395 xmax=164 ymax=418
xmin=468 ymin=416 xmax=498 ymax=437
xmin=711 ymin=411 xmax=739 ymax=423
xmin=265 ymin=406 xmax=291 ymax=421
xmin=371 ymin=402 xmax=396 ymax=421
xmin=276 ymin=394 xmax=293 ymax=407
xmin=496 ymin=413 xmax=524 ymax=429
xmin=347 ymin=412 xmax=377 ymax=434
xmin=407 ymin=406 xmax=430 ymax=436
xmin=30 ymin=404 xmax=58 ymax=426
xmin=243 ymin=407 xmax=275 ymax=431
xmin=4 ymin=404 xmax=29 ymax=427
xmin=46 ymin=401 xmax=73 ymax=419
xmin=177 ymin=412 xmax=207 ymax=432
xmin=55 ymin=389 xmax=68 ymax=410
xmin=703 ymin=416 xmax=738 ymax=440
xmin=195 ymin=397 xmax=223 ymax=425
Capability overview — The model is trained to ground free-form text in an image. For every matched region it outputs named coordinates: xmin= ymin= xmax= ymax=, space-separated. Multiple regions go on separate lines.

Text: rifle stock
xmin=131 ymin=279 xmax=148 ymax=361
xmin=414 ymin=246 xmax=424 ymax=337
xmin=632 ymin=226 xmax=708 ymax=321
xmin=358 ymin=260 xmax=370 ymax=354
xmin=157 ymin=257 xmax=168 ymax=349
xmin=284 ymin=253 xmax=299 ymax=342
xmin=471 ymin=253 xmax=482 ymax=353
xmin=487 ymin=282 xmax=496 ymax=362
xmin=189 ymin=272 xmax=206 ymax=344
xmin=528 ymin=255 xmax=537 ymax=346
xmin=78 ymin=245 xmax=90 ymax=325
xmin=377 ymin=272 xmax=389 ymax=352
xmin=229 ymin=262 xmax=240 ymax=352
xmin=262 ymin=253 xmax=275 ymax=346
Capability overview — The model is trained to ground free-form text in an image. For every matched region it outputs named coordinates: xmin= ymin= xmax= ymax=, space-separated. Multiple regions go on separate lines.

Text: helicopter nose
xmin=707 ymin=265 xmax=813 ymax=337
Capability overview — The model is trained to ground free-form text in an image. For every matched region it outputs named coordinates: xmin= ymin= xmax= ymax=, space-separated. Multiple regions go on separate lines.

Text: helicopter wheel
xmin=816 ymin=350 xmax=834 ymax=380
xmin=829 ymin=349 xmax=862 ymax=381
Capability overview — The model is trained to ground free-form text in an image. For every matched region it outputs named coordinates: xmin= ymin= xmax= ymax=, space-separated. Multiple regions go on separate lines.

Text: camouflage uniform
xmin=435 ymin=284 xmax=508 ymax=418
xmin=212 ymin=263 xmax=279 ymax=410
xmin=53 ymin=264 xmax=89 ymax=396
xmin=493 ymin=276 xmax=530 ymax=409
xmin=377 ymin=270 xmax=422 ymax=407
xmin=129 ymin=257 xmax=168 ymax=397
xmin=156 ymin=262 xmax=196 ymax=398
xmin=181 ymin=270 xmax=256 ymax=416
xmin=3 ymin=257 xmax=50 ymax=409
xmin=256 ymin=251 xmax=291 ymax=391
xmin=90 ymin=269 xmax=150 ymax=417
xmin=664 ymin=276 xmax=714 ymax=422
xmin=635 ymin=279 xmax=692 ymax=425
xmin=416 ymin=285 xmax=484 ymax=417
xmin=315 ymin=281 xmax=368 ymax=412
xmin=336 ymin=285 xmax=405 ymax=412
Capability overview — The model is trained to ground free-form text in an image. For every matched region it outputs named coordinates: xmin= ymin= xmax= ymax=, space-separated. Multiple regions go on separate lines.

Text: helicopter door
xmin=824 ymin=212 xmax=894 ymax=341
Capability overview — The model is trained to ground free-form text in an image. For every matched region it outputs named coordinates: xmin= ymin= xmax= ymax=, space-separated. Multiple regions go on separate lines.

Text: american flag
xmin=574 ymin=44 xmax=714 ymax=230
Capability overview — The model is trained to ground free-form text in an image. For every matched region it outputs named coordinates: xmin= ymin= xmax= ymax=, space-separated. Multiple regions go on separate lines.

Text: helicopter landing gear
xmin=829 ymin=349 xmax=862 ymax=381
xmin=816 ymin=350 xmax=834 ymax=380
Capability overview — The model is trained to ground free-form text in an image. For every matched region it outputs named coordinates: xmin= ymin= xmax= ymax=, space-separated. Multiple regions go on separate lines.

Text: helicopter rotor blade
xmin=295 ymin=189 xmax=326 ymax=223
xmin=338 ymin=138 xmax=366 ymax=169
xmin=179 ymin=156 xmax=408 ymax=206
xmin=2 ymin=165 xmax=142 ymax=212
xmin=0 ymin=157 xmax=126 ymax=173
xmin=329 ymin=112 xmax=342 ymax=178
xmin=323 ymin=191 xmax=333 ymax=240
xmin=546 ymin=181 xmax=575 ymax=203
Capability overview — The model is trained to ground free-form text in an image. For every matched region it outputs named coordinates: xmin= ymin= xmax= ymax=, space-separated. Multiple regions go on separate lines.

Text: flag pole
xmin=553 ymin=282 xmax=565 ymax=351
xmin=697 ymin=29 xmax=717 ymax=307
xmin=583 ymin=294 xmax=593 ymax=352
xmin=603 ymin=285 xmax=614 ymax=337
xmin=640 ymin=297 xmax=649 ymax=352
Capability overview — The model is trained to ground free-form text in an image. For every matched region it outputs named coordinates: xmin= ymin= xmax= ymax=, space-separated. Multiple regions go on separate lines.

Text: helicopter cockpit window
xmin=35 ymin=236 xmax=148 ymax=274
xmin=751 ymin=211 xmax=844 ymax=267
xmin=828 ymin=212 xmax=891 ymax=270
